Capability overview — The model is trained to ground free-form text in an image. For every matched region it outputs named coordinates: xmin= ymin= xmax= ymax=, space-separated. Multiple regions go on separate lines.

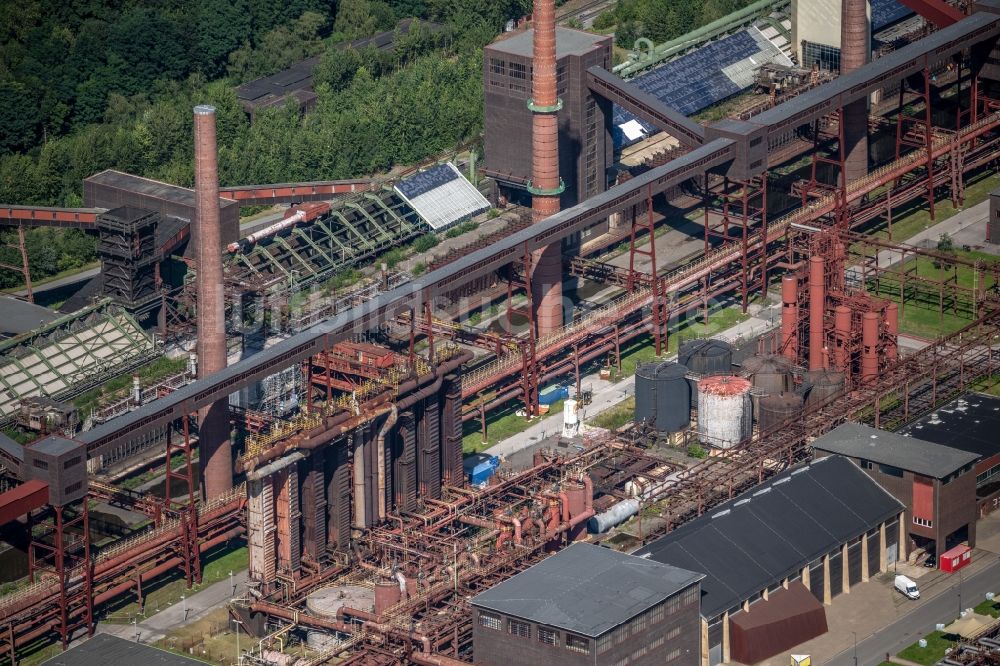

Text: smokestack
xmin=808 ymin=256 xmax=826 ymax=371
xmin=193 ymin=104 xmax=233 ymax=499
xmin=833 ymin=305 xmax=851 ymax=371
xmin=528 ymin=0 xmax=564 ymax=337
xmin=840 ymin=0 xmax=870 ymax=183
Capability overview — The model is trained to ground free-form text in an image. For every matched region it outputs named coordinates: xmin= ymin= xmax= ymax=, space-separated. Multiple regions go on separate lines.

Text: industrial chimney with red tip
xmin=528 ymin=0 xmax=564 ymax=337
xmin=193 ymin=104 xmax=233 ymax=499
xmin=840 ymin=0 xmax=870 ymax=184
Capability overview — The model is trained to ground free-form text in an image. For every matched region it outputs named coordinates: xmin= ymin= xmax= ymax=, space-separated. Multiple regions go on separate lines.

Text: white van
xmin=895 ymin=574 xmax=920 ymax=599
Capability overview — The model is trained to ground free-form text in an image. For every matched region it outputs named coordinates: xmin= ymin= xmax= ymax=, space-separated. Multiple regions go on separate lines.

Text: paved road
xmin=8 ymin=265 xmax=100 ymax=297
xmin=95 ymin=569 xmax=249 ymax=644
xmin=827 ymin=555 xmax=1000 ymax=666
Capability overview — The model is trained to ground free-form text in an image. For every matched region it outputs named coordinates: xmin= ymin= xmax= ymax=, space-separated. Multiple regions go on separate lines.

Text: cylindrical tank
xmin=588 ymin=499 xmax=639 ymax=533
xmin=306 ymin=585 xmax=375 ymax=619
xmin=634 ymin=363 xmax=658 ymax=425
xmin=697 ymin=376 xmax=752 ymax=449
xmin=758 ymin=392 xmax=804 ymax=432
xmin=679 ymin=339 xmax=733 ymax=375
xmin=741 ymin=355 xmax=793 ymax=395
xmin=562 ymin=398 xmax=579 ymax=437
xmin=741 ymin=354 xmax=793 ymax=419
xmin=306 ymin=631 xmax=339 ymax=651
xmin=806 ymin=369 xmax=845 ymax=407
xmin=885 ymin=301 xmax=899 ymax=363
xmin=833 ymin=305 xmax=852 ymax=372
xmin=862 ymin=311 xmax=880 ymax=381
xmin=808 ymin=256 xmax=826 ymax=371
xmin=374 ymin=580 xmax=402 ymax=616
xmin=780 ymin=275 xmax=799 ymax=361
xmin=565 ymin=481 xmax=588 ymax=541
xmin=634 ymin=362 xmax=691 ymax=433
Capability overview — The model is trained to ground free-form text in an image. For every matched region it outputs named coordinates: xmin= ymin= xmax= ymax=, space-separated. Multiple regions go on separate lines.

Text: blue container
xmin=539 ymin=384 xmax=569 ymax=406
xmin=464 ymin=454 xmax=499 ymax=486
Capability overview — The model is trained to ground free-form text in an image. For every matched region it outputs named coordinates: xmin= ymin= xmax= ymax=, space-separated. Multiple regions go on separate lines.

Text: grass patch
xmin=615 ymin=305 xmax=751 ymax=379
xmin=462 ymin=398 xmax=566 ymax=453
xmin=1 ymin=261 xmax=100 ymax=295
xmin=897 ymin=631 xmax=959 ymax=665
xmin=861 ymin=170 xmax=1000 ymax=245
xmin=589 ymin=397 xmax=635 ymax=430
xmin=969 ymin=376 xmax=1000 ymax=397
xmin=103 ymin=544 xmax=248 ymax=623
xmin=974 ymin=599 xmax=1000 ymax=618
xmin=73 ymin=356 xmax=189 ymax=415
xmin=866 ymin=247 xmax=998 ymax=339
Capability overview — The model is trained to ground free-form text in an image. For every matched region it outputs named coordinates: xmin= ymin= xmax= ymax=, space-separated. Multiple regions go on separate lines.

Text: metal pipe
xmin=193 ymin=104 xmax=232 ymax=500
xmin=808 ymin=256 xmax=826 ymax=371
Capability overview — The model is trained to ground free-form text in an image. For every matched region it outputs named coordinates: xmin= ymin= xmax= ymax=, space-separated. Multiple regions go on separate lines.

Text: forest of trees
xmin=593 ymin=0 xmax=758 ymax=50
xmin=0 ymin=0 xmax=530 ymax=288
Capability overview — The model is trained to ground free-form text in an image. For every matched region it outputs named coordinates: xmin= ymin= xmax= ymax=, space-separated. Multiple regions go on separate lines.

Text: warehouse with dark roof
xmin=899 ymin=392 xmax=1000 ymax=515
xmin=813 ymin=422 xmax=979 ymax=562
xmin=471 ymin=542 xmax=703 ymax=665
xmin=635 ymin=455 xmax=905 ymax=665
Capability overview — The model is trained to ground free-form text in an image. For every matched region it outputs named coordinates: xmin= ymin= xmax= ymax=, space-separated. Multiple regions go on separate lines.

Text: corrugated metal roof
xmin=393 ymin=163 xmax=489 ymax=230
xmin=635 ymin=456 xmax=904 ymax=619
xmin=812 ymin=422 xmax=980 ymax=478
xmin=471 ymin=542 xmax=703 ymax=637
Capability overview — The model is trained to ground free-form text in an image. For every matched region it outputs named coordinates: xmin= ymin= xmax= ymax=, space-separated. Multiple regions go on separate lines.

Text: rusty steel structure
xmin=2 ymin=4 xmax=1000 ymax=663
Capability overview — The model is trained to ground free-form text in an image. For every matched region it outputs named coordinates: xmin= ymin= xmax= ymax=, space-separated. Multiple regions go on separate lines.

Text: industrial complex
xmin=1 ymin=0 xmax=1000 ymax=664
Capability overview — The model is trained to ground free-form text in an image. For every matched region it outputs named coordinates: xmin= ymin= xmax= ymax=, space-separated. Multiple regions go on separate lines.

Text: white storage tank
xmin=697 ymin=375 xmax=752 ymax=449
xmin=306 ymin=585 xmax=375 ymax=619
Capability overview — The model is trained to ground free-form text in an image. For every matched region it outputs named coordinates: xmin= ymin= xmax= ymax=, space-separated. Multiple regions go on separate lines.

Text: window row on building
xmin=478 ymin=612 xmax=592 ymax=655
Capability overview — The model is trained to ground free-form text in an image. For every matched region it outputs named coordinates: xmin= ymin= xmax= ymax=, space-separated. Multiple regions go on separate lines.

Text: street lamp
xmin=234 ymin=617 xmax=243 ymax=666
xmin=181 ymin=594 xmax=188 ymax=621
xmin=852 ymin=631 xmax=858 ymax=666
xmin=229 ymin=570 xmax=235 ymax=597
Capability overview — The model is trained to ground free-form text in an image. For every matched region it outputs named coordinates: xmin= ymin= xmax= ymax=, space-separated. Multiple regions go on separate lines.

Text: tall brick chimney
xmin=528 ymin=0 xmax=564 ymax=337
xmin=193 ymin=105 xmax=232 ymax=499
xmin=840 ymin=0 xmax=870 ymax=184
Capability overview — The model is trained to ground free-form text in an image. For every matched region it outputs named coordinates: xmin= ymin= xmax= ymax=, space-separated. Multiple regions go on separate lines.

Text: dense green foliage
xmin=594 ymin=0 xmax=758 ymax=49
xmin=0 ymin=0 xmax=529 ymax=288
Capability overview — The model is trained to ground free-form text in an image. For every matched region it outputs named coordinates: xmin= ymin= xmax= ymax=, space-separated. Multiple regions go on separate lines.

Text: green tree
xmin=0 ymin=81 xmax=41 ymax=153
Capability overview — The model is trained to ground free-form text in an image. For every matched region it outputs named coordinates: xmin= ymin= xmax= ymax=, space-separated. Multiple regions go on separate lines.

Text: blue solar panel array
xmin=871 ymin=0 xmax=914 ymax=31
xmin=612 ymin=30 xmax=766 ymax=146
xmin=395 ymin=163 xmax=458 ymax=199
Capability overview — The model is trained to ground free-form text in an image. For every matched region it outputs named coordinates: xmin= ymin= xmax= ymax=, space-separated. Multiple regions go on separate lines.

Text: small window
xmin=913 ymin=516 xmax=933 ymax=528
xmin=63 ymin=456 xmax=81 ymax=469
xmin=650 ymin=602 xmax=665 ymax=623
xmin=667 ymin=647 xmax=682 ymax=661
xmin=566 ymin=634 xmax=590 ymax=654
xmin=32 ymin=459 xmax=49 ymax=470
xmin=879 ymin=463 xmax=904 ymax=478
xmin=508 ymin=619 xmax=530 ymax=638
xmin=683 ymin=586 xmax=698 ymax=604
xmin=538 ymin=627 xmax=558 ymax=646
xmin=598 ymin=633 xmax=613 ymax=654
xmin=667 ymin=625 xmax=681 ymax=640
xmin=479 ymin=612 xmax=501 ymax=631
xmin=65 ymin=481 xmax=82 ymax=495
